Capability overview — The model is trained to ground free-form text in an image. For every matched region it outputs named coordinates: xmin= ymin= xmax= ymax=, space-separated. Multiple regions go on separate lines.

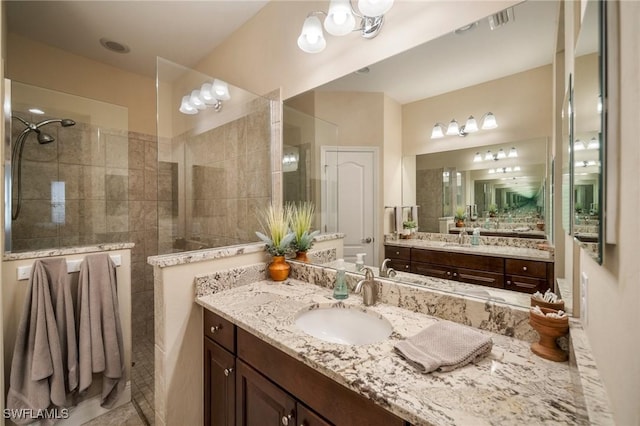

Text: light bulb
xmin=464 ymin=116 xmax=479 ymax=133
xmin=358 ymin=0 xmax=394 ymax=17
xmin=484 ymin=150 xmax=493 ymax=161
xmin=446 ymin=119 xmax=459 ymax=136
xmin=189 ymin=90 xmax=206 ymax=110
xmin=497 ymin=149 xmax=506 ymax=159
xmin=431 ymin=124 xmax=444 ymax=139
xmin=325 ymin=0 xmax=356 ymax=36
xmin=298 ymin=15 xmax=326 ymax=53
xmin=212 ymin=79 xmax=230 ymax=101
xmin=481 ymin=112 xmax=498 ymax=129
xmin=508 ymin=147 xmax=518 ymax=158
xmin=473 ymin=152 xmax=482 ymax=162
xmin=179 ymin=95 xmax=198 ymax=115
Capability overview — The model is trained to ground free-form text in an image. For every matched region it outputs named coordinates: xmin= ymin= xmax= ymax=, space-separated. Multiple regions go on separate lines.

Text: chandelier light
xmin=298 ymin=0 xmax=395 ymax=54
xmin=431 ymin=112 xmax=497 ymax=139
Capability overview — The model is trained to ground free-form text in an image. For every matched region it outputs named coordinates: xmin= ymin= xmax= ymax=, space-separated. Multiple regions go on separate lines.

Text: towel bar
xmin=16 ymin=254 xmax=122 ymax=281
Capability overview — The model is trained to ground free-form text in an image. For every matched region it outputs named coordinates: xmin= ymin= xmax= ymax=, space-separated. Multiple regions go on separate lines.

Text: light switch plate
xmin=580 ymin=272 xmax=588 ymax=326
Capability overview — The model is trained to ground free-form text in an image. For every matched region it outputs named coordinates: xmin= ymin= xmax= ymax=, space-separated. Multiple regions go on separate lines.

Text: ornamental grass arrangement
xmin=286 ymin=202 xmax=320 ymax=254
xmin=255 ymin=204 xmax=295 ymax=257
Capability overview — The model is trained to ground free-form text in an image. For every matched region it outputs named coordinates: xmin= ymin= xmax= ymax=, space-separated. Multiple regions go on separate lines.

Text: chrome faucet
xmin=355 ymin=268 xmax=378 ymax=306
xmin=379 ymin=258 xmax=397 ymax=278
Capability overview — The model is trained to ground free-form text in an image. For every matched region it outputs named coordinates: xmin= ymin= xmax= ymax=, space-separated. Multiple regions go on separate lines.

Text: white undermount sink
xmin=294 ymin=304 xmax=393 ymax=345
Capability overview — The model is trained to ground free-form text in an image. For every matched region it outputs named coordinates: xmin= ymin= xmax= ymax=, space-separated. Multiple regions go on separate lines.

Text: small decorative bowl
xmin=530 ymin=296 xmax=565 ymax=311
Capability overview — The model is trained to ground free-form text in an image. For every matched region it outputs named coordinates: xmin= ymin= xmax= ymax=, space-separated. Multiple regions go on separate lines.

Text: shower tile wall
xmin=416 ymin=168 xmax=444 ymax=233
xmin=159 ymin=98 xmax=272 ymax=252
xmin=11 ymin=113 xmax=130 ymax=251
xmin=128 ymin=131 xmax=158 ymax=342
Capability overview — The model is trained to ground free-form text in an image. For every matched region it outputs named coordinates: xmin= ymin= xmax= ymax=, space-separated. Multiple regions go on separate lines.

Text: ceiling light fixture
xmin=297 ymin=0 xmax=394 ymax=54
xmin=99 ymin=37 xmax=130 ymax=54
xmin=430 ymin=112 xmax=498 ymax=138
xmin=179 ymin=79 xmax=230 ymax=115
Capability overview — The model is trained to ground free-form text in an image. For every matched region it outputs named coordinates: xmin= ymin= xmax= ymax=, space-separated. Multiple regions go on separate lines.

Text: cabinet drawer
xmin=204 ymin=309 xmax=236 ymax=353
xmin=456 ymin=268 xmax=504 ymax=289
xmin=387 ymin=259 xmax=411 ymax=273
xmin=505 ymin=259 xmax=547 ymax=279
xmin=384 ymin=245 xmax=411 ymax=260
xmin=412 ymin=249 xmax=503 ymax=273
xmin=505 ymin=275 xmax=550 ymax=294
xmin=411 ymin=262 xmax=453 ymax=280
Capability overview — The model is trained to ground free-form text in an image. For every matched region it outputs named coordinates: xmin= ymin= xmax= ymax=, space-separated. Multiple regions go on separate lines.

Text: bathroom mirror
xmin=405 ymin=138 xmax=548 ymax=238
xmin=561 ymin=80 xmax=573 ymax=236
xmin=283 ymin=0 xmax=560 ymax=309
xmin=571 ymin=0 xmax=603 ymax=263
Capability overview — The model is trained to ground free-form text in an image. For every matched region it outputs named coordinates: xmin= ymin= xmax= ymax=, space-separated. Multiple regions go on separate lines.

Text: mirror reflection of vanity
xmin=281 ymin=0 xmax=610 ymax=311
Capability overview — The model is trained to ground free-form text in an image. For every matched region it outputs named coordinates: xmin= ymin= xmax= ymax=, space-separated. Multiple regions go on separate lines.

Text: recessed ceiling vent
xmin=489 ymin=7 xmax=515 ymax=30
xmin=100 ymin=38 xmax=131 ymax=54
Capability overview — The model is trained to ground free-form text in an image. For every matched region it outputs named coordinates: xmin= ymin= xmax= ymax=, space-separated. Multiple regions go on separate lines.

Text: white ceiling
xmin=6 ymin=0 xmax=269 ymax=78
xmin=317 ymin=0 xmax=561 ymax=104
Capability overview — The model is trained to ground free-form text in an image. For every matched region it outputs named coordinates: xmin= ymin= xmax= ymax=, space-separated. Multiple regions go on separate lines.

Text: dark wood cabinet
xmin=386 ymin=244 xmax=552 ymax=294
xmin=236 ymin=359 xmax=296 ymax=426
xmin=204 ymin=309 xmax=403 ymax=426
xmin=204 ymin=337 xmax=236 ymax=426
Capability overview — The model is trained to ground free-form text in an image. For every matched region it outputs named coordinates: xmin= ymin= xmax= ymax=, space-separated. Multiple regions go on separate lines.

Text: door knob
xmin=210 ymin=325 xmax=221 ymax=334
xmin=224 ymin=367 xmax=234 ymax=377
xmin=362 ymin=237 xmax=372 ymax=243
xmin=281 ymin=414 xmax=293 ymax=425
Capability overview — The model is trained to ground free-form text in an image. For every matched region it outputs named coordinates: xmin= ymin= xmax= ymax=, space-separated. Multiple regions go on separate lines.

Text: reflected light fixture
xmin=179 ymin=79 xmax=230 ymax=115
xmin=298 ymin=0 xmax=395 ymax=54
xmin=574 ymin=139 xmax=586 ymax=150
xmin=587 ymin=136 xmax=600 ymax=150
xmin=473 ymin=146 xmax=518 ymax=162
xmin=430 ymin=112 xmax=497 ymax=138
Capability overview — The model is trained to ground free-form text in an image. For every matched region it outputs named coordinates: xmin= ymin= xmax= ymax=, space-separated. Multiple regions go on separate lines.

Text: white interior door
xmin=322 ymin=147 xmax=377 ymax=265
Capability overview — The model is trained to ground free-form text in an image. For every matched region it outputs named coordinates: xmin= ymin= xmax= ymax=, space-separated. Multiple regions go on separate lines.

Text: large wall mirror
xmin=572 ymin=0 xmax=603 ymax=263
xmin=283 ymin=0 xmax=560 ymax=308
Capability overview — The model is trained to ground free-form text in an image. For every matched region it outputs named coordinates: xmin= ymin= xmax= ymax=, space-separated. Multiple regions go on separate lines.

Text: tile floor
xmin=83 ymin=337 xmax=155 ymax=425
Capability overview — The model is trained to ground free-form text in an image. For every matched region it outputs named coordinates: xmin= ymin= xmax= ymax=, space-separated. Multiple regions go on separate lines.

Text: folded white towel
xmin=394 ymin=321 xmax=493 ymax=373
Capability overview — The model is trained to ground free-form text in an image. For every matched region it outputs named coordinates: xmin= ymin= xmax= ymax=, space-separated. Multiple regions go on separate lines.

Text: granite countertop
xmin=196 ymin=279 xmax=582 ymax=425
xmin=3 ymin=242 xmax=135 ymax=261
xmin=386 ymin=238 xmax=553 ymax=262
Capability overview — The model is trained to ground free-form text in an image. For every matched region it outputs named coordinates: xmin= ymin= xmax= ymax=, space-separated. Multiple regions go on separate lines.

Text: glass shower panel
xmin=5 ymin=80 xmax=129 ymax=253
xmin=282 ymin=105 xmax=338 ymax=232
xmin=156 ymin=58 xmax=274 ymax=254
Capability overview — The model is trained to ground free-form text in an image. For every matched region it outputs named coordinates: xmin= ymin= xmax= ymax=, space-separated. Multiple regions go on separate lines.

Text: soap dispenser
xmin=333 ymin=259 xmax=349 ymax=300
xmin=471 ymin=228 xmax=480 ymax=246
xmin=355 ymin=253 xmax=366 ymax=271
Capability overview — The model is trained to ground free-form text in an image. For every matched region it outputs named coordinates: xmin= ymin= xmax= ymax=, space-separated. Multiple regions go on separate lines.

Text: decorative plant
xmin=286 ymin=202 xmax=319 ymax=252
xmin=488 ymin=204 xmax=498 ymax=216
xmin=403 ymin=220 xmax=417 ymax=229
xmin=454 ymin=206 xmax=466 ymax=221
xmin=574 ymin=202 xmax=583 ymax=214
xmin=255 ymin=204 xmax=295 ymax=256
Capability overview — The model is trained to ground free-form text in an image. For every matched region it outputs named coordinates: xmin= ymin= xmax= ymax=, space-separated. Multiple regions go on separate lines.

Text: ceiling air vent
xmin=489 ymin=7 xmax=515 ymax=30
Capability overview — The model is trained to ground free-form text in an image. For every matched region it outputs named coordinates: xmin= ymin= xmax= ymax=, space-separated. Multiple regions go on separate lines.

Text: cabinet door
xmin=411 ymin=261 xmax=453 ymax=280
xmin=204 ymin=338 xmax=236 ymax=426
xmin=387 ymin=259 xmax=411 ymax=273
xmin=236 ymin=359 xmax=296 ymax=426
xmin=297 ymin=403 xmax=333 ymax=426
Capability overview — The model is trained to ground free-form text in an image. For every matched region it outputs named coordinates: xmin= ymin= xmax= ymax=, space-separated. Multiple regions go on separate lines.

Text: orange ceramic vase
xmin=268 ymin=256 xmax=290 ymax=281
xmin=294 ymin=251 xmax=309 ymax=262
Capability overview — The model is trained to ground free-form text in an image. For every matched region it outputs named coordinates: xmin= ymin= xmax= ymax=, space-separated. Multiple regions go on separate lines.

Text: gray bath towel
xmin=77 ymin=253 xmax=125 ymax=409
xmin=394 ymin=321 xmax=493 ymax=373
xmin=7 ymin=259 xmax=67 ymax=423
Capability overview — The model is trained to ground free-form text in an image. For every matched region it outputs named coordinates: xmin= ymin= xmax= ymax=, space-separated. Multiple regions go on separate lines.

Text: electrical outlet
xmin=580 ymin=272 xmax=588 ymax=326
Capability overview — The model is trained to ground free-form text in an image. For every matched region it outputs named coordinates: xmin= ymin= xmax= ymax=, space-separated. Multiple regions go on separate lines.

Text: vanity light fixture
xmin=179 ymin=79 xmax=230 ymax=115
xmin=587 ymin=137 xmax=600 ymax=150
xmin=574 ymin=139 xmax=586 ymax=151
xmin=430 ymin=112 xmax=497 ymax=139
xmin=490 ymin=166 xmax=521 ymax=174
xmin=298 ymin=0 xmax=395 ymax=54
xmin=474 ymin=146 xmax=518 ymax=162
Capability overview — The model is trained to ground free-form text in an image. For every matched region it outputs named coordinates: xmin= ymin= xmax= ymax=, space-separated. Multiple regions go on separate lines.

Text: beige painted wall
xmin=402 ymin=65 xmax=553 ymax=157
xmin=6 ymin=33 xmax=155 ymax=135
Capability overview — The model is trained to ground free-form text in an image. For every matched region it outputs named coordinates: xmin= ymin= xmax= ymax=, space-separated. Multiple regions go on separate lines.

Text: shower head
xmin=37 ymin=132 xmax=55 ymax=144
xmin=60 ymin=119 xmax=76 ymax=127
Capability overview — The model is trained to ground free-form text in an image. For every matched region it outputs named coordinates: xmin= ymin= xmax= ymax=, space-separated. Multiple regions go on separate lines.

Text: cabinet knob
xmin=522 ymin=266 xmax=528 ymax=271
xmin=224 ymin=367 xmax=234 ymax=377
xmin=395 ymin=251 xmax=400 ymax=255
xmin=446 ymin=272 xmax=451 ymax=276
xmin=405 ymin=265 xmax=409 ymax=269
xmin=507 ymin=280 xmax=512 ymax=285
xmin=281 ymin=414 xmax=293 ymax=426
xmin=453 ymin=272 xmax=458 ymax=277
xmin=210 ymin=325 xmax=221 ymax=334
